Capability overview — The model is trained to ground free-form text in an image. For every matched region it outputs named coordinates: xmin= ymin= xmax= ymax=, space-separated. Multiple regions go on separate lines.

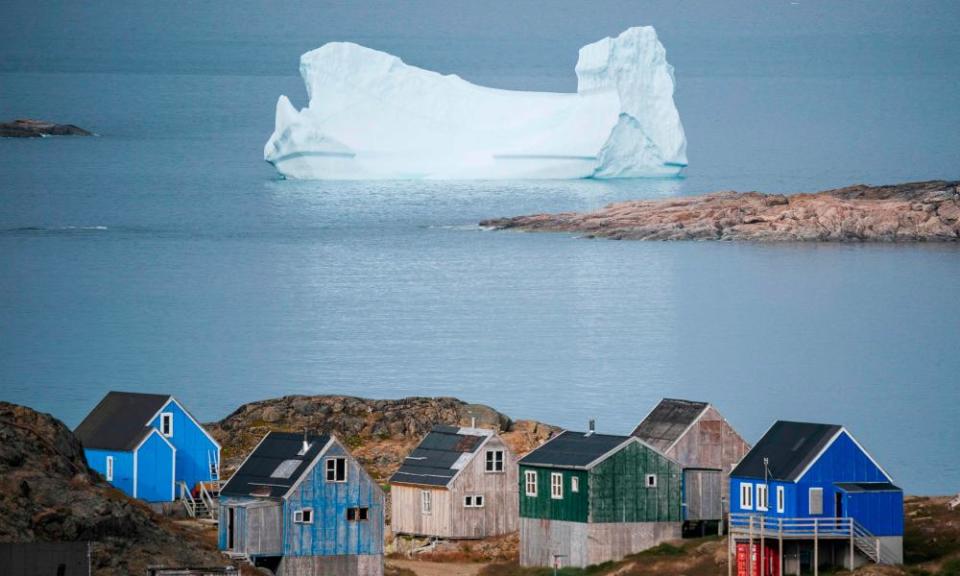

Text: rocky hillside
xmin=209 ymin=395 xmax=558 ymax=480
xmin=0 ymin=402 xmax=226 ymax=576
xmin=481 ymin=180 xmax=960 ymax=242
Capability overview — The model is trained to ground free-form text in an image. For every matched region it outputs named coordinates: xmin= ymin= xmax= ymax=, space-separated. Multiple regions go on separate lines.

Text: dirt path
xmin=388 ymin=559 xmax=488 ymax=576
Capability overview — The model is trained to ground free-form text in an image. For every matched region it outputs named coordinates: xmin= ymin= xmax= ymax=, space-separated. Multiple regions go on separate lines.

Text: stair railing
xmin=179 ymin=480 xmax=197 ymax=518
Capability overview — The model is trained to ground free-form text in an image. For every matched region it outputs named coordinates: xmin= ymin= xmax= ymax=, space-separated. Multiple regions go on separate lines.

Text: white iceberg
xmin=264 ymin=26 xmax=687 ymax=180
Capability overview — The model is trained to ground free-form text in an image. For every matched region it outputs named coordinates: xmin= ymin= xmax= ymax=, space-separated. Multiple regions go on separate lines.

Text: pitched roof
xmin=220 ymin=432 xmax=330 ymax=499
xmin=731 ymin=421 xmax=842 ymax=481
xmin=835 ymin=482 xmax=901 ymax=493
xmin=389 ymin=425 xmax=493 ymax=487
xmin=519 ymin=430 xmax=632 ymax=469
xmin=631 ymin=398 xmax=709 ymax=452
xmin=74 ymin=391 xmax=172 ymax=451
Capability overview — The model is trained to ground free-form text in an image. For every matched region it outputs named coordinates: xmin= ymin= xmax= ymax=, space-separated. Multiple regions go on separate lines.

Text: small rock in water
xmin=0 ymin=119 xmax=93 ymax=138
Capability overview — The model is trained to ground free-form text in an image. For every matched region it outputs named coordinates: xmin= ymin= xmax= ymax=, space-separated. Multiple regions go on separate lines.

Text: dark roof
xmin=731 ymin=421 xmax=841 ymax=481
xmin=631 ymin=398 xmax=709 ymax=452
xmin=74 ymin=391 xmax=172 ymax=451
xmin=389 ymin=425 xmax=493 ymax=487
xmin=519 ymin=431 xmax=632 ymax=469
xmin=835 ymin=482 xmax=902 ymax=493
xmin=220 ymin=432 xmax=330 ymax=499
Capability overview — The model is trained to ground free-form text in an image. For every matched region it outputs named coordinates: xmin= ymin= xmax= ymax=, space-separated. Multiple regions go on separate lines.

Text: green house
xmin=518 ymin=428 xmax=682 ymax=568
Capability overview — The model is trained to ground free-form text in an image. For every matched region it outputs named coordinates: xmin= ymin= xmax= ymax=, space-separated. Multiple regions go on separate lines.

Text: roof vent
xmin=586 ymin=419 xmax=596 ymax=437
xmin=298 ymin=428 xmax=310 ymax=456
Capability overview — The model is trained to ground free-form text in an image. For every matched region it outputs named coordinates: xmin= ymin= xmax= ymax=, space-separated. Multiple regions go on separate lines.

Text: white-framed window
xmin=325 ymin=457 xmax=346 ymax=482
xmin=551 ymin=472 xmax=563 ymax=499
xmin=524 ymin=470 xmax=538 ymax=497
xmin=740 ymin=482 xmax=754 ymax=510
xmin=293 ymin=508 xmax=313 ymax=524
xmin=571 ymin=476 xmax=580 ymax=493
xmin=160 ymin=412 xmax=173 ymax=437
xmin=464 ymin=495 xmax=485 ymax=508
xmin=776 ymin=486 xmax=785 ymax=513
xmin=756 ymin=484 xmax=769 ymax=511
xmin=421 ymin=490 xmax=432 ymax=515
xmin=645 ymin=474 xmax=658 ymax=488
xmin=106 ymin=456 xmax=114 ymax=481
xmin=809 ymin=487 xmax=823 ymax=515
xmin=485 ymin=449 xmax=505 ymax=473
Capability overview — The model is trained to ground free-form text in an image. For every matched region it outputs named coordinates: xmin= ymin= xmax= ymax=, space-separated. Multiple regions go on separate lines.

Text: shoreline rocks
xmin=1 ymin=119 xmax=93 ymax=138
xmin=481 ymin=180 xmax=960 ymax=242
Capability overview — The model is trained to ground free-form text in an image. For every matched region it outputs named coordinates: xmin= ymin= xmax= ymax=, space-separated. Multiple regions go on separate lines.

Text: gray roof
xmin=389 ymin=425 xmax=493 ymax=487
xmin=220 ymin=432 xmax=330 ymax=499
xmin=731 ymin=421 xmax=841 ymax=481
xmin=74 ymin=391 xmax=171 ymax=451
xmin=631 ymin=398 xmax=709 ymax=452
xmin=835 ymin=482 xmax=901 ymax=493
xmin=519 ymin=430 xmax=632 ymax=469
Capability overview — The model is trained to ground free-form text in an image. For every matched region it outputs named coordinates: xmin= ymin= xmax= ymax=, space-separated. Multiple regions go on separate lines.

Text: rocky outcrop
xmin=0 ymin=402 xmax=225 ymax=576
xmin=209 ymin=395 xmax=558 ymax=481
xmin=1 ymin=119 xmax=93 ymax=137
xmin=481 ymin=180 xmax=960 ymax=242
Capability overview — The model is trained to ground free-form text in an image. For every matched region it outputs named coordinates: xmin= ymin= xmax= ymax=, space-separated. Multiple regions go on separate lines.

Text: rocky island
xmin=481 ymin=180 xmax=960 ymax=242
xmin=1 ymin=119 xmax=93 ymax=138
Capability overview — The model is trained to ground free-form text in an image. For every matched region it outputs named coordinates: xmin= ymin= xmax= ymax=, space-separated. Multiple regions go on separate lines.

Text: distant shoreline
xmin=481 ymin=180 xmax=960 ymax=242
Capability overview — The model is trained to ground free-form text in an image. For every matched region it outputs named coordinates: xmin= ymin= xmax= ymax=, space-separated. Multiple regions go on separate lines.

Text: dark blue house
xmin=728 ymin=421 xmax=903 ymax=574
xmin=75 ymin=391 xmax=221 ymax=504
xmin=219 ymin=431 xmax=384 ymax=576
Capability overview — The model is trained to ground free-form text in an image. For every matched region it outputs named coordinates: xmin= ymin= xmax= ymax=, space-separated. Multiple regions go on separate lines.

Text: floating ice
xmin=264 ymin=27 xmax=687 ymax=180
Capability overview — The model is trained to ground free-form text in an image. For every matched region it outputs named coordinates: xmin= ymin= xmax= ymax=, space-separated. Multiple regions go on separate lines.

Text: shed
xmin=389 ymin=425 xmax=518 ymax=539
xmin=219 ymin=431 xmax=384 ymax=576
xmin=518 ymin=429 xmax=682 ymax=568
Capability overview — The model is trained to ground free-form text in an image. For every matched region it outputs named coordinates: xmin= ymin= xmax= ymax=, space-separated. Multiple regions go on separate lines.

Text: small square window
xmin=464 ymin=495 xmax=473 ymax=507
xmin=475 ymin=495 xmax=483 ymax=507
xmin=325 ymin=457 xmax=346 ymax=482
xmin=464 ymin=495 xmax=484 ymax=508
xmin=485 ymin=450 xmax=504 ymax=473
xmin=346 ymin=507 xmax=369 ymax=521
xmin=294 ymin=508 xmax=313 ymax=524
xmin=645 ymin=474 xmax=657 ymax=488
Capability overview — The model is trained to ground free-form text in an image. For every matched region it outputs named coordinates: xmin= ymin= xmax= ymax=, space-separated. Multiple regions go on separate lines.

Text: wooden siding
xmin=518 ymin=466 xmax=589 ymax=523
xmin=218 ymin=499 xmax=283 ymax=557
xmin=135 ymin=431 xmax=175 ymax=502
xmin=590 ymin=440 xmax=682 ymax=523
xmin=391 ymin=434 xmax=518 ymax=539
xmin=284 ymin=440 xmax=385 ymax=557
xmin=519 ymin=518 xmax=681 ymax=568
xmin=683 ymin=468 xmax=722 ymax=521
xmin=664 ymin=405 xmax=750 ymax=513
xmin=279 ymin=554 xmax=383 ymax=576
xmin=148 ymin=398 xmax=219 ymax=491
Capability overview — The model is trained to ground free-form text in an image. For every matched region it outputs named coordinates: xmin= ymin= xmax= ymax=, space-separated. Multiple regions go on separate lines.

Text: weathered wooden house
xmin=389 ymin=425 xmax=518 ymax=539
xmin=75 ymin=391 xmax=220 ymax=503
xmin=728 ymin=421 xmax=903 ymax=575
xmin=518 ymin=427 xmax=682 ymax=568
xmin=632 ymin=398 xmax=750 ymax=525
xmin=218 ymin=431 xmax=384 ymax=576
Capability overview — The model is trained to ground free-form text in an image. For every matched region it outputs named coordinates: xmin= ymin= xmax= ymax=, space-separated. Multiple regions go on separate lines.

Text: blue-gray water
xmin=1 ymin=1 xmax=958 ymax=494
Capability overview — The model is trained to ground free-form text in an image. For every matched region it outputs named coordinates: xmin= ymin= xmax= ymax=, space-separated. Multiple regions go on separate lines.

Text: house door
xmin=227 ymin=507 xmax=235 ymax=550
xmin=835 ymin=492 xmax=845 ymax=529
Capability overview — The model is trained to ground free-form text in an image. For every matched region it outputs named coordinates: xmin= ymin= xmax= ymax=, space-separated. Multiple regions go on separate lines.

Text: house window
xmin=485 ymin=450 xmax=504 ymax=473
xmin=524 ymin=470 xmax=538 ymax=497
xmin=106 ymin=456 xmax=114 ymax=481
xmin=740 ymin=483 xmax=753 ymax=510
xmin=464 ymin=495 xmax=485 ymax=508
xmin=325 ymin=457 xmax=346 ymax=482
xmin=776 ymin=486 xmax=785 ymax=513
xmin=809 ymin=488 xmax=823 ymax=515
xmin=756 ymin=484 xmax=768 ymax=511
xmin=571 ymin=477 xmax=579 ymax=493
xmin=160 ymin=413 xmax=173 ymax=437
xmin=645 ymin=474 xmax=658 ymax=488
xmin=293 ymin=508 xmax=313 ymax=524
xmin=421 ymin=490 xmax=432 ymax=515
xmin=346 ymin=507 xmax=369 ymax=521
xmin=551 ymin=472 xmax=563 ymax=499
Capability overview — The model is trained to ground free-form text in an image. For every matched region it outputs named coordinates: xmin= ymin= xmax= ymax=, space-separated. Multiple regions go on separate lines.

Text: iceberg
xmin=264 ymin=26 xmax=687 ymax=180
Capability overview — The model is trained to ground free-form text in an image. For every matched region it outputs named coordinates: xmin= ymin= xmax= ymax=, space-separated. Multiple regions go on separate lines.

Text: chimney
xmin=586 ymin=419 xmax=596 ymax=437
xmin=299 ymin=428 xmax=310 ymax=456
xmin=471 ymin=417 xmax=476 ymax=429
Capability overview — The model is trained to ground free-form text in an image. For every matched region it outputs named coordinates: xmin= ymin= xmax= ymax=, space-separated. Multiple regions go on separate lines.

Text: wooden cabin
xmin=728 ymin=421 xmax=903 ymax=575
xmin=218 ymin=432 xmax=384 ymax=576
xmin=632 ymin=398 xmax=750 ymax=525
xmin=389 ymin=425 xmax=518 ymax=539
xmin=75 ymin=391 xmax=221 ymax=504
xmin=518 ymin=427 xmax=682 ymax=568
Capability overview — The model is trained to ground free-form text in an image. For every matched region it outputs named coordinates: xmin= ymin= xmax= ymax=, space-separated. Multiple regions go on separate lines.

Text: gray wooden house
xmin=218 ymin=431 xmax=384 ymax=576
xmin=389 ymin=425 xmax=518 ymax=539
xmin=632 ymin=398 xmax=750 ymax=525
xmin=518 ymin=427 xmax=682 ymax=568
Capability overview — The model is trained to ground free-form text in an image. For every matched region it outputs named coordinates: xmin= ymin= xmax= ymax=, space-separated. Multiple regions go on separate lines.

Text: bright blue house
xmin=728 ymin=421 xmax=903 ymax=574
xmin=219 ymin=431 xmax=384 ymax=576
xmin=75 ymin=391 xmax=221 ymax=503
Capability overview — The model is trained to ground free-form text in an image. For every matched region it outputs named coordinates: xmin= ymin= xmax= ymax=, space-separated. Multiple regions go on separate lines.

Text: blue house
xmin=218 ymin=431 xmax=384 ymax=576
xmin=75 ymin=391 xmax=221 ymax=503
xmin=728 ymin=421 xmax=903 ymax=575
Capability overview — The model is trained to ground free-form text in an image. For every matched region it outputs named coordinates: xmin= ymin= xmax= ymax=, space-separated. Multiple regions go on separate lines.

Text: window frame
xmin=106 ymin=455 xmax=114 ymax=482
xmin=740 ymin=482 xmax=754 ymax=510
xmin=294 ymin=508 xmax=314 ymax=524
xmin=571 ymin=476 xmax=579 ymax=493
xmin=756 ymin=484 xmax=769 ymax=511
xmin=325 ymin=457 xmax=347 ymax=483
xmin=485 ymin=450 xmax=505 ymax=473
xmin=644 ymin=473 xmax=658 ymax=488
xmin=550 ymin=472 xmax=563 ymax=500
xmin=160 ymin=412 xmax=173 ymax=437
xmin=346 ymin=507 xmax=369 ymax=521
xmin=808 ymin=487 xmax=823 ymax=515
xmin=421 ymin=490 xmax=432 ymax=515
xmin=464 ymin=495 xmax=485 ymax=508
xmin=524 ymin=470 xmax=538 ymax=497
xmin=776 ymin=486 xmax=785 ymax=513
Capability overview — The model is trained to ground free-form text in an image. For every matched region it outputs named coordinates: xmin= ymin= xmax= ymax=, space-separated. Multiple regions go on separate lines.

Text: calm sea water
xmin=1 ymin=1 xmax=959 ymax=493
